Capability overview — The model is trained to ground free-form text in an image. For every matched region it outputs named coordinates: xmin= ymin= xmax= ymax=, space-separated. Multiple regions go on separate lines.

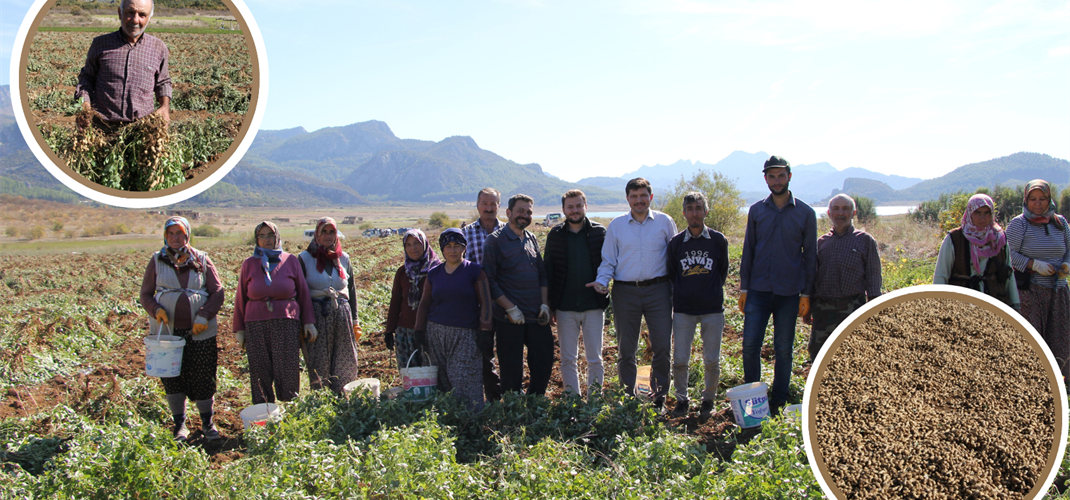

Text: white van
xmin=304 ymin=229 xmax=346 ymax=240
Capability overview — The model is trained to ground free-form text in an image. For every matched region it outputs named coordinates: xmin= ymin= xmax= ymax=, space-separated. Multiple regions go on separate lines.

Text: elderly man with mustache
xmin=75 ymin=0 xmax=171 ymax=131
xmin=461 ymin=187 xmax=505 ymax=401
xmin=482 ymin=194 xmax=553 ymax=396
xmin=805 ymin=194 xmax=882 ymax=363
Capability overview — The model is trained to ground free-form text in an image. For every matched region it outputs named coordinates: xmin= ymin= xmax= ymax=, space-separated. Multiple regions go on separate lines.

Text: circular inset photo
xmin=804 ymin=285 xmax=1068 ymax=499
xmin=10 ymin=0 xmax=267 ymax=207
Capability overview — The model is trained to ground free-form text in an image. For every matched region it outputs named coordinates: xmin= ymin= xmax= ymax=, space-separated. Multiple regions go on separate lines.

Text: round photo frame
xmin=9 ymin=0 xmax=268 ymax=208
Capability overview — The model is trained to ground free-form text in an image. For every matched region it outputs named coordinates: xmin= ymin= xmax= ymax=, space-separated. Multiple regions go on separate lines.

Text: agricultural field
xmin=1 ymin=202 xmax=1069 ymax=498
xmin=23 ymin=17 xmax=251 ymax=191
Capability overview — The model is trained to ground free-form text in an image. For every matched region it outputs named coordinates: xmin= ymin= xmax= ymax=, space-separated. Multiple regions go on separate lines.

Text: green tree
xmin=937 ymin=193 xmax=970 ymax=234
xmin=29 ymin=225 xmax=45 ymax=240
xmin=851 ymin=195 xmax=878 ymax=226
xmin=428 ymin=212 xmax=452 ymax=228
xmin=656 ymin=170 xmax=745 ymax=234
xmin=1060 ymin=187 xmax=1070 ymax=219
xmin=990 ymin=184 xmax=1023 ymax=226
xmin=51 ymin=220 xmax=64 ymax=237
xmin=193 ymin=225 xmax=222 ymax=237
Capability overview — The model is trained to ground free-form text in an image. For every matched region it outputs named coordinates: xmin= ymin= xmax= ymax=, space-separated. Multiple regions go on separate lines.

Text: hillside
xmin=891 ymin=153 xmax=1070 ymax=201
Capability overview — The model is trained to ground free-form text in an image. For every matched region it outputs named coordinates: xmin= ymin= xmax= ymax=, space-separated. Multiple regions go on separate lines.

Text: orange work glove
xmin=192 ymin=323 xmax=208 ymax=335
xmin=155 ymin=308 xmax=169 ymax=325
xmin=798 ymin=297 xmax=810 ymax=318
xmin=353 ymin=324 xmax=363 ymax=342
xmin=737 ymin=292 xmax=747 ymax=314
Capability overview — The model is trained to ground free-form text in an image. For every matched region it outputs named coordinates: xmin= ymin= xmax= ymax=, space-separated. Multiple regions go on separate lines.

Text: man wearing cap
xmin=462 ymin=187 xmax=505 ymax=401
xmin=76 ymin=0 xmax=172 ymax=130
xmin=588 ymin=178 xmax=677 ymax=411
xmin=482 ymin=194 xmax=553 ymax=395
xmin=805 ymin=194 xmax=882 ymax=362
xmin=739 ymin=155 xmax=817 ymax=416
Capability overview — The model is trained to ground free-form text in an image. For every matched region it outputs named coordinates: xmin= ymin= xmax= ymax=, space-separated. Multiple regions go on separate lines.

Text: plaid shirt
xmin=463 ymin=218 xmax=505 ymax=266
xmin=814 ymin=225 xmax=882 ymax=300
xmin=76 ymin=31 xmax=172 ymax=123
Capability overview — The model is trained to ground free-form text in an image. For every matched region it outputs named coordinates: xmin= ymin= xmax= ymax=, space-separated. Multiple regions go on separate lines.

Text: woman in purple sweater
xmin=234 ymin=221 xmax=317 ymax=404
xmin=414 ymin=228 xmax=494 ymax=410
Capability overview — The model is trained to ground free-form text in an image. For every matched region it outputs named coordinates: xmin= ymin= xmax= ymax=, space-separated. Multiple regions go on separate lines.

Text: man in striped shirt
xmin=462 ymin=187 xmax=506 ymax=401
xmin=76 ymin=0 xmax=171 ymax=129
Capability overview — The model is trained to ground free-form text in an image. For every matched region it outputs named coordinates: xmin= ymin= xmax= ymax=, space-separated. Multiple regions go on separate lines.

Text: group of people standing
xmin=140 ymin=217 xmax=361 ymax=441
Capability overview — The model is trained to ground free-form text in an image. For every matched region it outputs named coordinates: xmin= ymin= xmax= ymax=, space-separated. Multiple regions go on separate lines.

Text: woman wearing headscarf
xmin=298 ymin=217 xmax=360 ymax=393
xmin=139 ymin=216 xmax=225 ymax=441
xmin=413 ymin=228 xmax=494 ymax=410
xmin=1007 ymin=180 xmax=1070 ymax=379
xmin=234 ymin=221 xmax=317 ymax=404
xmin=933 ymin=193 xmax=1019 ymax=308
xmin=384 ymin=229 xmax=441 ymax=368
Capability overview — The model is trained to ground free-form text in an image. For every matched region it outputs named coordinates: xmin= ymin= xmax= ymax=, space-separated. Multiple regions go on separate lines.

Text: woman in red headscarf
xmin=1007 ymin=180 xmax=1070 ymax=379
xmin=298 ymin=217 xmax=360 ymax=393
xmin=139 ymin=216 xmax=225 ymax=441
xmin=933 ymin=193 xmax=1019 ymax=308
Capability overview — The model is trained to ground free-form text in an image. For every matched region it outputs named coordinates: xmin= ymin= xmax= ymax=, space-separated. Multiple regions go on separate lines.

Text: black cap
xmin=763 ymin=155 xmax=790 ymax=172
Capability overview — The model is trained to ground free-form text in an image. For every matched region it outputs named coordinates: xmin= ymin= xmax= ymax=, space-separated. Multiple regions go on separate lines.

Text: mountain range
xmin=1 ymin=85 xmax=1068 ymax=207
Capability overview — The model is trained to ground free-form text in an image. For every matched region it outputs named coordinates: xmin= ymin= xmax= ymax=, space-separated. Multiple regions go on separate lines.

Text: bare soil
xmin=814 ymin=298 xmax=1056 ymax=499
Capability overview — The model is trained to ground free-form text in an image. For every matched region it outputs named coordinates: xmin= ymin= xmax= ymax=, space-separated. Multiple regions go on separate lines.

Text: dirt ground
xmin=813 ymin=297 xmax=1057 ymax=499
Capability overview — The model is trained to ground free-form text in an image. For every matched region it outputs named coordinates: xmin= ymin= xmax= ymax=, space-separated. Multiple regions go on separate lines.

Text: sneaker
xmin=699 ymin=400 xmax=715 ymax=420
xmin=173 ymin=422 xmax=190 ymax=442
xmin=670 ymin=400 xmax=689 ymax=418
xmin=202 ymin=424 xmax=222 ymax=441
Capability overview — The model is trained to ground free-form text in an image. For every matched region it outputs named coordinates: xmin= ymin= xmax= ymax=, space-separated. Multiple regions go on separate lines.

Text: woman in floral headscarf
xmin=298 ymin=217 xmax=360 ymax=393
xmin=383 ymin=229 xmax=441 ymax=368
xmin=933 ymin=193 xmax=1019 ymax=308
xmin=140 ymin=216 xmax=225 ymax=441
xmin=1007 ymin=180 xmax=1070 ymax=379
xmin=234 ymin=221 xmax=316 ymax=404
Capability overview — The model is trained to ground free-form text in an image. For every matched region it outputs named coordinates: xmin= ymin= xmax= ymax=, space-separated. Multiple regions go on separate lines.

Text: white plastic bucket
xmin=344 ymin=378 xmax=381 ymax=399
xmin=726 ymin=382 xmax=770 ymax=428
xmin=635 ymin=365 xmax=653 ymax=396
xmin=144 ymin=335 xmax=185 ymax=378
xmin=401 ymin=350 xmax=437 ymax=400
xmin=240 ymin=403 xmax=283 ymax=429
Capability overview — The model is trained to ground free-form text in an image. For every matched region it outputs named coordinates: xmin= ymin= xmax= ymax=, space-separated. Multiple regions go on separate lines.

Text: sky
xmin=2 ymin=0 xmax=1069 ymax=182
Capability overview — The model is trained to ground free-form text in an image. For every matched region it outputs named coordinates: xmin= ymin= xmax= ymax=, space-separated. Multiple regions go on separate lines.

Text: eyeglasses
xmin=257 ymin=233 xmax=276 ymax=239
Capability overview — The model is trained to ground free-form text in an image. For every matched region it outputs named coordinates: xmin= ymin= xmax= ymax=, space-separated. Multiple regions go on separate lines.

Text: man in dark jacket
xmin=667 ymin=192 xmax=729 ymax=420
xmin=544 ymin=189 xmax=608 ymax=398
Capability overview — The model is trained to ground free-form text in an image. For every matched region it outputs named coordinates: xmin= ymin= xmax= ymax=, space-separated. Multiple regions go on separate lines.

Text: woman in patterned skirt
xmin=234 ymin=221 xmax=317 ymax=404
xmin=140 ymin=216 xmax=225 ymax=441
xmin=414 ymin=228 xmax=494 ymax=410
xmin=384 ymin=229 xmax=440 ymax=368
xmin=298 ymin=217 xmax=360 ymax=393
xmin=1007 ymin=180 xmax=1070 ymax=380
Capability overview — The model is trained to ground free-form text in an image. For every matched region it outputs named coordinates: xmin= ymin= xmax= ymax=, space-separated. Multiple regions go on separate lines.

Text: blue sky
xmin=3 ymin=0 xmax=1069 ymax=182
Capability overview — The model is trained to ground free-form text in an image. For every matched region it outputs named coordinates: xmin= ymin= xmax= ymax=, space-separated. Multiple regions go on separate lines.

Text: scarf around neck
xmin=402 ymin=229 xmax=440 ymax=309
xmin=307 ymin=217 xmax=347 ymax=281
xmin=1023 ymin=179 xmax=1063 ymax=230
xmin=253 ymin=221 xmax=283 ymax=286
xmin=960 ymin=194 xmax=1006 ymax=275
xmin=160 ymin=216 xmax=202 ymax=272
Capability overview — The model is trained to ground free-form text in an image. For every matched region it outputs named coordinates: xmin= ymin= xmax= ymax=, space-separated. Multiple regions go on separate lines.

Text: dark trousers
xmin=482 ymin=355 xmax=502 ymax=401
xmin=495 ymin=319 xmax=554 ymax=395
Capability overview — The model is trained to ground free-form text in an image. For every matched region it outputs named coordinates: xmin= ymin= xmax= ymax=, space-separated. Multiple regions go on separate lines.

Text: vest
xmin=545 ymin=218 xmax=609 ymax=310
xmin=947 ymin=228 xmax=1010 ymax=303
xmin=149 ymin=251 xmax=217 ymax=340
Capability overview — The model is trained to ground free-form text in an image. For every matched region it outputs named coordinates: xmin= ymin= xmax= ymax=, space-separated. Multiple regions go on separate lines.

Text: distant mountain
xmin=581 ymin=151 xmax=926 ymax=203
xmin=891 ymin=153 xmax=1070 ymax=202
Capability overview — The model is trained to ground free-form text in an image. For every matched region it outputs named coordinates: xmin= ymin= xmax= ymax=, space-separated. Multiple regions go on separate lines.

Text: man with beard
xmin=462 ymin=188 xmax=505 ymax=400
xmin=805 ymin=194 xmax=881 ymax=363
xmin=739 ymin=155 xmax=817 ymax=417
xmin=589 ymin=178 xmax=677 ymax=411
xmin=544 ymin=189 xmax=608 ymax=398
xmin=667 ymin=192 xmax=729 ymax=419
xmin=76 ymin=0 xmax=172 ymax=130
xmin=482 ymin=194 xmax=553 ymax=395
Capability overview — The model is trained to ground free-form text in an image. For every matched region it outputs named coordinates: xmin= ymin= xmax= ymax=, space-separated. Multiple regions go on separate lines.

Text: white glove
xmin=235 ymin=330 xmax=245 ymax=349
xmin=1032 ymin=260 xmax=1056 ymax=276
xmin=537 ymin=304 xmax=551 ymax=326
xmin=303 ymin=324 xmax=318 ymax=343
xmin=505 ymin=306 xmax=525 ymax=325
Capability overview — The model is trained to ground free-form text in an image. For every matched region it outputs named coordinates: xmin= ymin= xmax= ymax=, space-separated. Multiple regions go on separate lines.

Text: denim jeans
xmin=741 ymin=291 xmax=799 ymax=406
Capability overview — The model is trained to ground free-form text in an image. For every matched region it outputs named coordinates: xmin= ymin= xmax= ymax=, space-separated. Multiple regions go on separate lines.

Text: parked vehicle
xmin=543 ymin=213 xmax=563 ymax=227
xmin=304 ymin=229 xmax=346 ymax=240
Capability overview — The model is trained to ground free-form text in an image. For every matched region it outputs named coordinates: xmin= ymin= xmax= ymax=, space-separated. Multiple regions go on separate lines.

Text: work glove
xmin=1059 ymin=262 xmax=1070 ymax=280
xmin=414 ymin=329 xmax=427 ymax=349
xmin=477 ymin=330 xmax=495 ymax=359
xmin=505 ymin=306 xmax=525 ymax=325
xmin=1032 ymin=260 xmax=1056 ymax=276
xmin=303 ymin=324 xmax=318 ymax=343
xmin=384 ymin=331 xmax=395 ymax=351
xmin=798 ymin=297 xmax=810 ymax=318
xmin=537 ymin=305 xmax=551 ymax=326
xmin=353 ymin=324 xmax=363 ymax=343
xmin=235 ymin=330 xmax=245 ymax=349
xmin=155 ymin=308 xmax=169 ymax=325
xmin=737 ymin=292 xmax=747 ymax=314
xmin=192 ymin=323 xmax=208 ymax=335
